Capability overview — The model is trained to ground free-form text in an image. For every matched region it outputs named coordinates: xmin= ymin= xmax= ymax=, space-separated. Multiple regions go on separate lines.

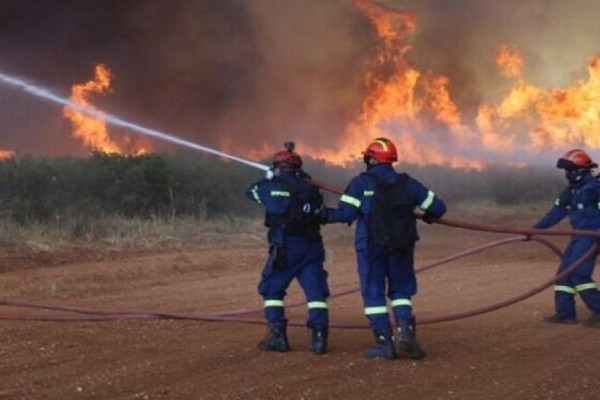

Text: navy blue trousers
xmin=554 ymin=236 xmax=600 ymax=318
xmin=258 ymin=239 xmax=329 ymax=328
xmin=357 ymin=246 xmax=417 ymax=332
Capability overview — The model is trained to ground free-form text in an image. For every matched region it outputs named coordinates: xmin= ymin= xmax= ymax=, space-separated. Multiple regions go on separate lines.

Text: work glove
xmin=422 ymin=211 xmax=436 ymax=224
xmin=319 ymin=207 xmax=331 ymax=225
xmin=269 ymin=244 xmax=286 ymax=270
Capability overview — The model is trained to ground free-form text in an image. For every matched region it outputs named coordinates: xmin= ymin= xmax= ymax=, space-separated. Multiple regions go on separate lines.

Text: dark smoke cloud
xmin=0 ymin=0 xmax=370 ymax=156
xmin=0 ymin=0 xmax=599 ymax=160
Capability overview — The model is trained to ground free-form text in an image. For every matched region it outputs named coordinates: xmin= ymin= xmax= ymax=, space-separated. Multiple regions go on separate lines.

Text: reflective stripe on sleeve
xmin=251 ymin=185 xmax=261 ymax=203
xmin=390 ymin=299 xmax=412 ymax=308
xmin=364 ymin=190 xmax=374 ymax=197
xmin=307 ymin=301 xmax=328 ymax=309
xmin=341 ymin=194 xmax=361 ymax=208
xmin=554 ymin=285 xmax=576 ymax=294
xmin=364 ymin=306 xmax=388 ymax=315
xmin=420 ymin=190 xmax=435 ymax=210
xmin=264 ymin=299 xmax=285 ymax=308
xmin=575 ymin=283 xmax=597 ymax=292
xmin=270 ymin=190 xmax=290 ymax=197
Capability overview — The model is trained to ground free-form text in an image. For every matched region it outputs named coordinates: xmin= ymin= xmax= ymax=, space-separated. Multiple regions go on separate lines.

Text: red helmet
xmin=362 ymin=137 xmax=398 ymax=164
xmin=557 ymin=149 xmax=597 ymax=170
xmin=273 ymin=150 xmax=302 ymax=171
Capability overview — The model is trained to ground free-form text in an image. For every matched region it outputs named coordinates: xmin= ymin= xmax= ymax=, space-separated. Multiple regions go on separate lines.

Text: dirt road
xmin=1 ymin=223 xmax=599 ymax=399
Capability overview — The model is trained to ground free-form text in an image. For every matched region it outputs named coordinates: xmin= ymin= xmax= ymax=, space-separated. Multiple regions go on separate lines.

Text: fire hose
xmin=1 ymin=70 xmax=599 ymax=327
xmin=1 ymin=228 xmax=598 ymax=327
xmin=1 ymin=164 xmax=600 ymax=325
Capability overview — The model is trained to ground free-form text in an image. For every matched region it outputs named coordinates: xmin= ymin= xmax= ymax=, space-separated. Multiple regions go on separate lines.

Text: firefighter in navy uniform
xmin=322 ymin=137 xmax=446 ymax=360
xmin=533 ymin=149 xmax=600 ymax=326
xmin=245 ymin=143 xmax=330 ymax=354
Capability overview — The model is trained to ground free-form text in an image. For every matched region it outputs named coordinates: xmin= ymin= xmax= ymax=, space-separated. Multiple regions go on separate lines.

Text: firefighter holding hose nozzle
xmin=533 ymin=149 xmax=600 ymax=326
xmin=321 ymin=137 xmax=447 ymax=360
xmin=245 ymin=142 xmax=330 ymax=354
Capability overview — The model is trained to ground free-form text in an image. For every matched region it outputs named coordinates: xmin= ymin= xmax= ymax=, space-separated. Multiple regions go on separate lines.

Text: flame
xmin=297 ymin=1 xmax=600 ymax=170
xmin=0 ymin=149 xmax=15 ymax=160
xmin=63 ymin=64 xmax=151 ymax=155
xmin=319 ymin=0 xmax=484 ymax=170
xmin=58 ymin=1 xmax=600 ymax=171
xmin=496 ymin=44 xmax=524 ymax=79
xmin=478 ymin=52 xmax=600 ymax=153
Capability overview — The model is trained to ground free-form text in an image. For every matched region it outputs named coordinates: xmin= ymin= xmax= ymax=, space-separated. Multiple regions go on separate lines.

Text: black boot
xmin=309 ymin=326 xmax=328 ymax=355
xmin=543 ymin=314 xmax=577 ymax=324
xmin=583 ymin=313 xmax=600 ymax=327
xmin=259 ymin=321 xmax=290 ymax=352
xmin=397 ymin=319 xmax=426 ymax=360
xmin=364 ymin=330 xmax=397 ymax=360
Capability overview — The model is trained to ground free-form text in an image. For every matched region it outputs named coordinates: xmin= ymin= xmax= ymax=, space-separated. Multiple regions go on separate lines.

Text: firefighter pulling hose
xmin=532 ymin=149 xmax=600 ymax=326
xmin=321 ymin=137 xmax=446 ymax=360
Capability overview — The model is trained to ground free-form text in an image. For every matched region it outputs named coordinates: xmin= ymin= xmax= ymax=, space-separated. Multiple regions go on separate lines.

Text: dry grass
xmin=0 ymin=215 xmax=266 ymax=255
xmin=0 ymin=200 xmax=557 ymax=258
xmin=449 ymin=199 xmax=551 ymax=226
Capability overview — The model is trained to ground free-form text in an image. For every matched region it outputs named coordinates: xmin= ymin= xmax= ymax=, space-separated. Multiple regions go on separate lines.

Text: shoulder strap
xmin=363 ymin=171 xmax=408 ymax=186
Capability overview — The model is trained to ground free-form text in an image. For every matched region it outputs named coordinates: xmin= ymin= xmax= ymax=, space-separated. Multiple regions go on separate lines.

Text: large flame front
xmin=477 ymin=48 xmax=600 ymax=154
xmin=59 ymin=1 xmax=600 ymax=170
xmin=299 ymin=0 xmax=600 ymax=169
xmin=63 ymin=64 xmax=151 ymax=155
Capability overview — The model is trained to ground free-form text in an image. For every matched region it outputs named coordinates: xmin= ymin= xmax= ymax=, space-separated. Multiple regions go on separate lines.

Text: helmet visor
xmin=556 ymin=158 xmax=578 ymax=171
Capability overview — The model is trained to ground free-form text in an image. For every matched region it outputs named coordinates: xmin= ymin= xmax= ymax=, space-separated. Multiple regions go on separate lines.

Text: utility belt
xmin=268 ymin=226 xmax=322 ymax=242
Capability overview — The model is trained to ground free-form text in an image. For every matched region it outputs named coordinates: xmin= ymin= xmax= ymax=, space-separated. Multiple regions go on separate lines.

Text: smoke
xmin=0 ymin=0 xmax=599 ymax=164
xmin=0 ymin=0 xmax=370 ymax=156
xmin=392 ymin=0 xmax=600 ymax=116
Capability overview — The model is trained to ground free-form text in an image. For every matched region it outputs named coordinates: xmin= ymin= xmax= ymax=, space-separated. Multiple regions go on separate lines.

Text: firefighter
xmin=321 ymin=137 xmax=446 ymax=360
xmin=245 ymin=143 xmax=330 ymax=354
xmin=533 ymin=149 xmax=600 ymax=326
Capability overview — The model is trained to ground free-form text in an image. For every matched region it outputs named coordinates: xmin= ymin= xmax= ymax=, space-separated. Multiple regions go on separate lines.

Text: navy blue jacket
xmin=534 ymin=173 xmax=600 ymax=231
xmin=326 ymin=164 xmax=447 ymax=250
xmin=245 ymin=171 xmax=323 ymax=244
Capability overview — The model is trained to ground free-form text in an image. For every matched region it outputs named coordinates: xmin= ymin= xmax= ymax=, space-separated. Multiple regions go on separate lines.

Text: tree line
xmin=0 ymin=151 xmax=564 ymax=224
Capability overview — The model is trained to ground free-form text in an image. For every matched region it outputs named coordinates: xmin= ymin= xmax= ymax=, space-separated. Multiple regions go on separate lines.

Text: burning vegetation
xmin=2 ymin=0 xmax=599 ymax=170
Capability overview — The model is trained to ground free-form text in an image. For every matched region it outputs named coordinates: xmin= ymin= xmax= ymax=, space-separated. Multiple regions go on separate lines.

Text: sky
xmin=0 ymin=0 xmax=599 ymax=166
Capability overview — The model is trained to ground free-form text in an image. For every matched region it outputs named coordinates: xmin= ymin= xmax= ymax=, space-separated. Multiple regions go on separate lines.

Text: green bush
xmin=0 ymin=151 xmax=564 ymax=225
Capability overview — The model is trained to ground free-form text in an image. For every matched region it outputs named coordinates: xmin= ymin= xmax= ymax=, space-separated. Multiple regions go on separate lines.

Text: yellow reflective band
xmin=251 ymin=185 xmax=261 ymax=203
xmin=307 ymin=301 xmax=328 ymax=309
xmin=391 ymin=299 xmax=412 ymax=308
xmin=341 ymin=194 xmax=361 ymax=208
xmin=597 ymin=201 xmax=600 ymax=209
xmin=420 ymin=190 xmax=435 ymax=210
xmin=264 ymin=300 xmax=284 ymax=308
xmin=270 ymin=190 xmax=290 ymax=197
xmin=555 ymin=198 xmax=561 ymax=206
xmin=554 ymin=285 xmax=576 ymax=294
xmin=374 ymin=139 xmax=389 ymax=151
xmin=364 ymin=190 xmax=374 ymax=196
xmin=576 ymin=283 xmax=597 ymax=292
xmin=364 ymin=306 xmax=388 ymax=315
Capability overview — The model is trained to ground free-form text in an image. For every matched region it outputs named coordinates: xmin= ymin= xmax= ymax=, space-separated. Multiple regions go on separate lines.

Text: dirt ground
xmin=1 ymin=220 xmax=600 ymax=400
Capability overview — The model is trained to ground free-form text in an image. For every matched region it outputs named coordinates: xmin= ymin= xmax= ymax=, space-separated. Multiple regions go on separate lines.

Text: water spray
xmin=0 ymin=70 xmax=269 ymax=172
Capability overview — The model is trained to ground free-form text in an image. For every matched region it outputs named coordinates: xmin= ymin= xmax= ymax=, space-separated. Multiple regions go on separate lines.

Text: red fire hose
xmin=2 ymin=178 xmax=600 ymax=327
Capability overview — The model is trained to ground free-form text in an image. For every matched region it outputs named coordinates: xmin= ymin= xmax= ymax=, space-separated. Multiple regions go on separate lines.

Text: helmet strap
xmin=565 ymin=168 xmax=589 ymax=186
xmin=363 ymin=155 xmax=378 ymax=170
